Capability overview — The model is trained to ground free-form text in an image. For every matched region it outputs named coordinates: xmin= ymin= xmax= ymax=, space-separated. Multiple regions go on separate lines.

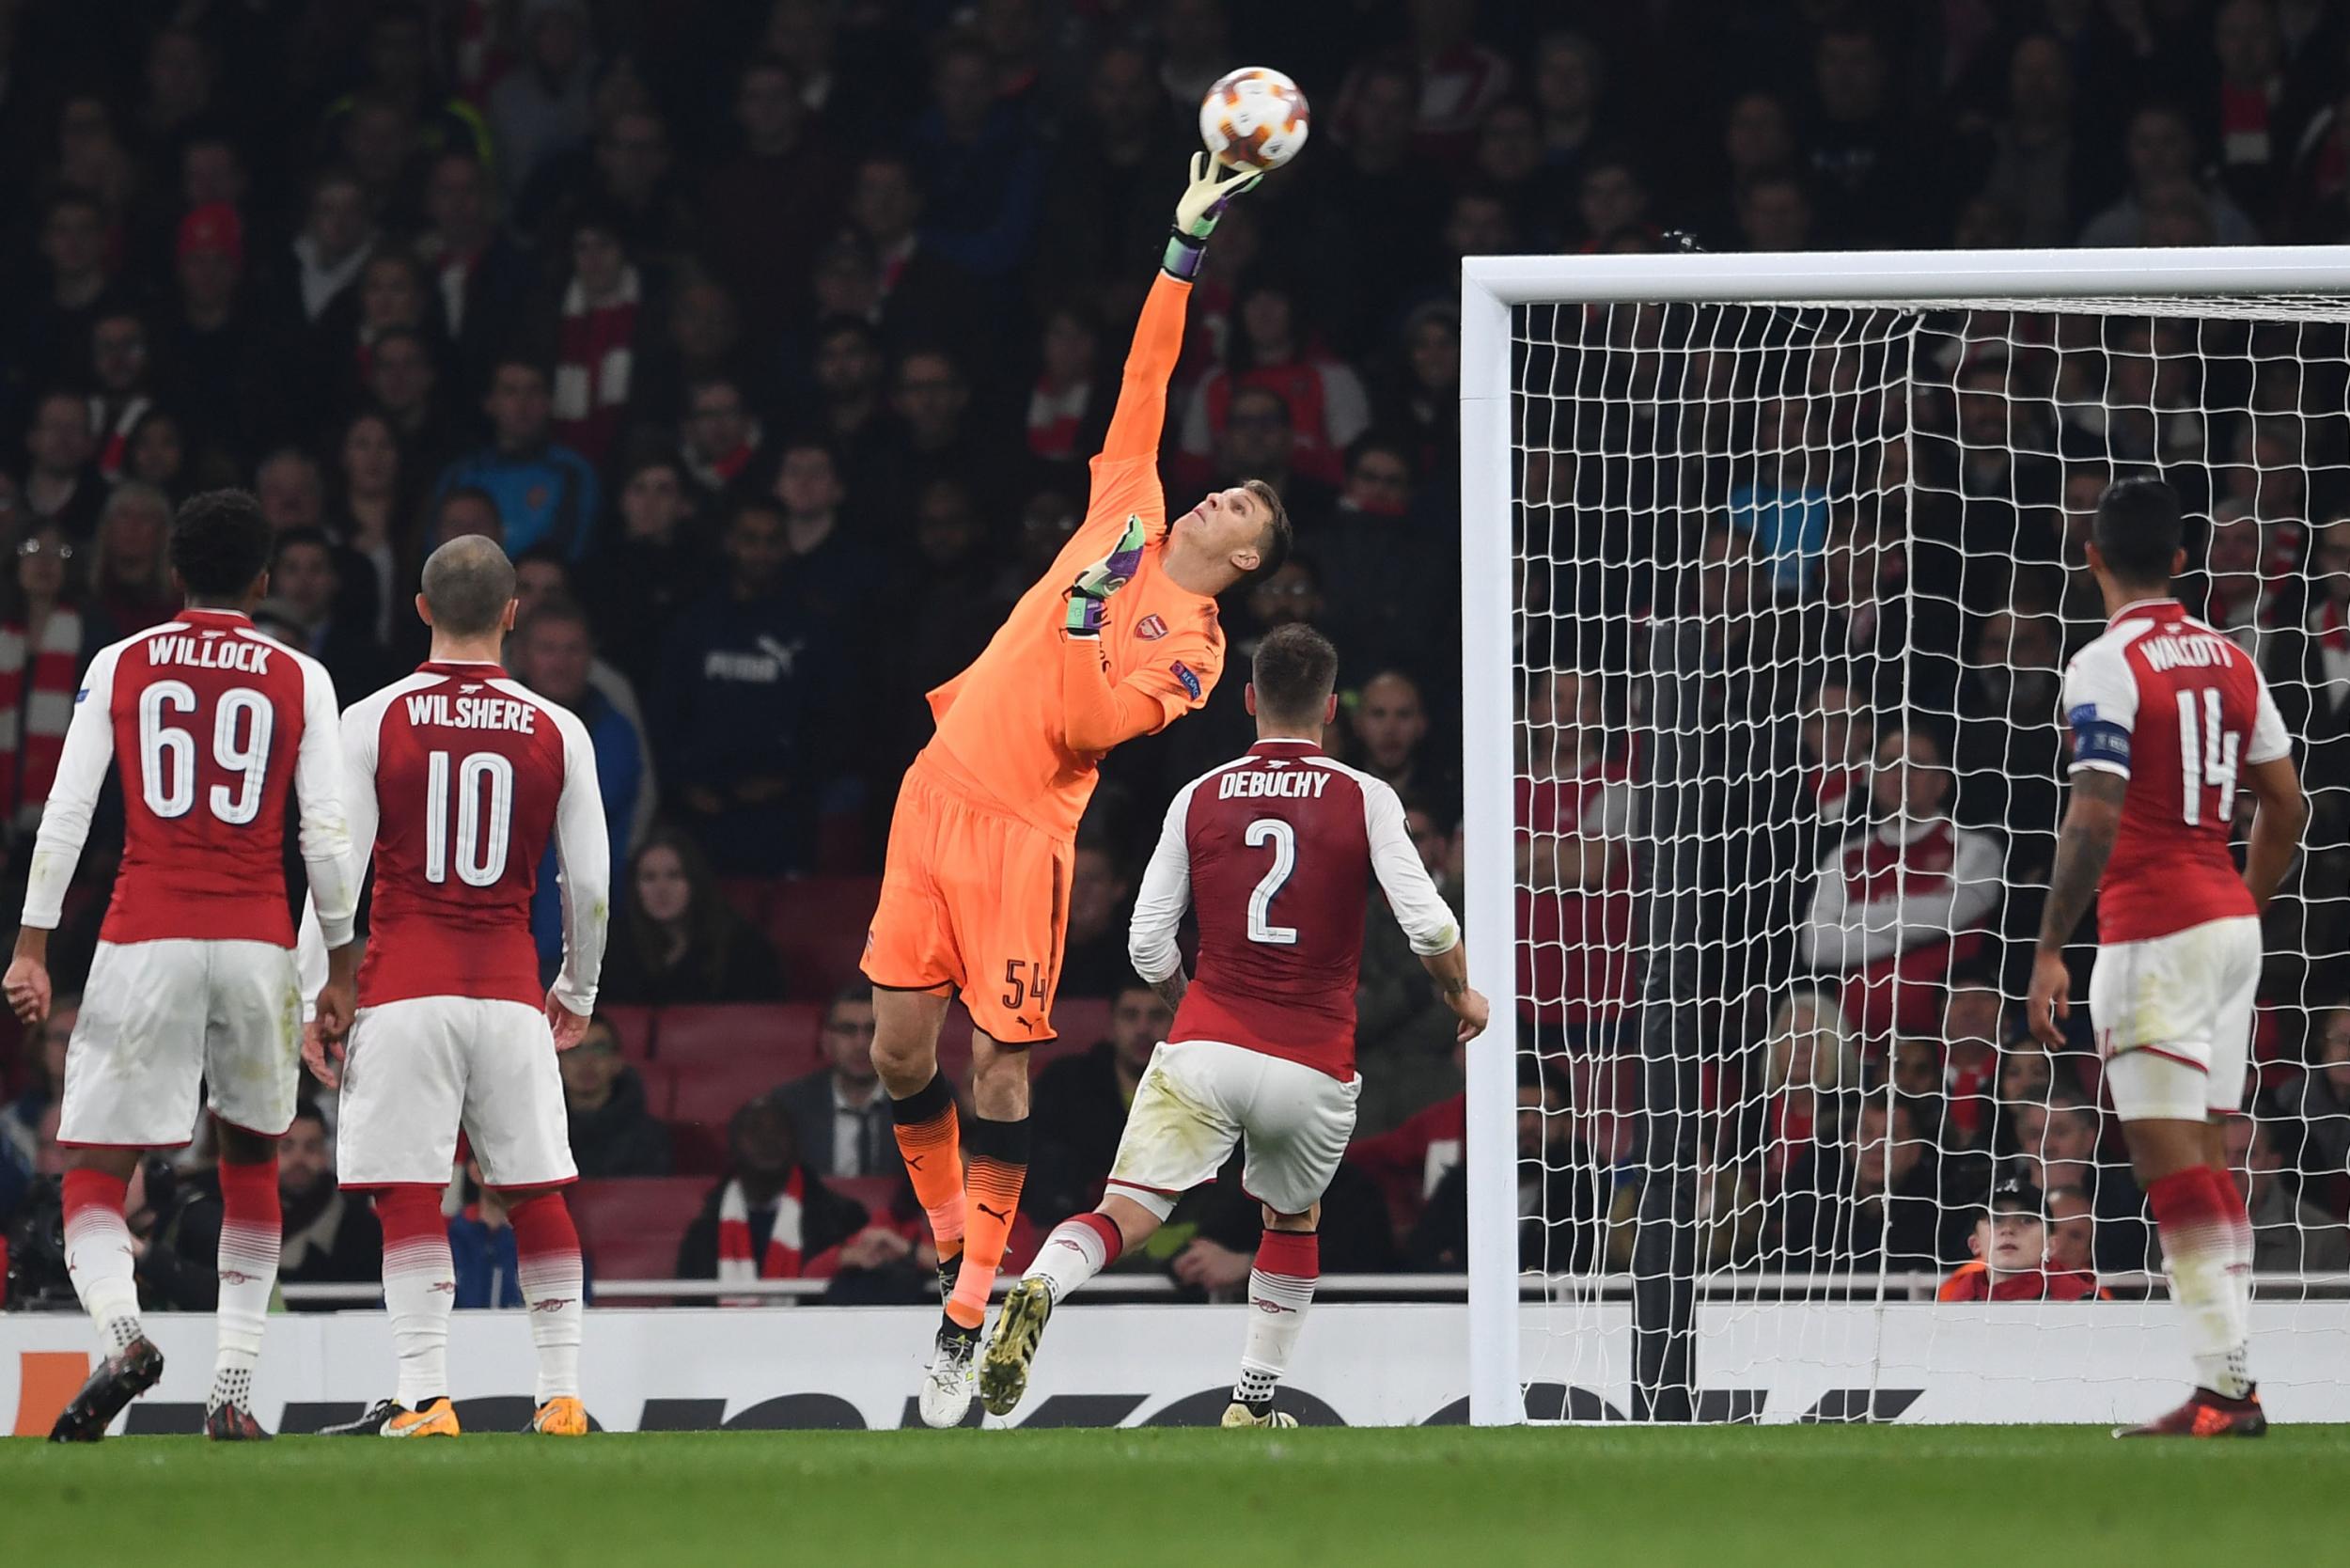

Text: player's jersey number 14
xmin=2176 ymin=687 xmax=2241 ymax=828
xmin=138 ymin=681 xmax=273 ymax=824
xmin=424 ymin=748 xmax=515 ymax=886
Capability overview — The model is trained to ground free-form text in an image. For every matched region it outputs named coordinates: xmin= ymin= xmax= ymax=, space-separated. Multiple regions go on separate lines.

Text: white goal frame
xmin=1457 ymin=245 xmax=2350 ymax=1427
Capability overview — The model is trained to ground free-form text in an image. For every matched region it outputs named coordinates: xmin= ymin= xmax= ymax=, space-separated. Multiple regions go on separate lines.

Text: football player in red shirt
xmin=2029 ymin=478 xmax=2307 ymax=1437
xmin=976 ymin=625 xmax=1489 ymax=1425
xmin=6 ymin=489 xmax=361 ymax=1440
xmin=302 ymin=536 xmax=611 ymax=1438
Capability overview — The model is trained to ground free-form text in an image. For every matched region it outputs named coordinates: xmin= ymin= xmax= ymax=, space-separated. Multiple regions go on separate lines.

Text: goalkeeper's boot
xmin=978 ymin=1277 xmax=1054 ymax=1417
xmin=525 ymin=1397 xmax=588 ymax=1435
xmin=1220 ymin=1400 xmax=1299 ymax=1430
xmin=916 ymin=1318 xmax=979 ymax=1428
xmin=2115 ymin=1387 xmax=2266 ymax=1438
xmin=47 ymin=1337 xmax=164 ymax=1442
xmin=321 ymin=1396 xmax=461 ymax=1438
xmin=203 ymin=1402 xmax=273 ymax=1441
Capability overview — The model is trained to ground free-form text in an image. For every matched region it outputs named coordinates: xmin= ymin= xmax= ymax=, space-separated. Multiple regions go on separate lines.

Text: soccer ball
xmin=1198 ymin=67 xmax=1310 ymax=172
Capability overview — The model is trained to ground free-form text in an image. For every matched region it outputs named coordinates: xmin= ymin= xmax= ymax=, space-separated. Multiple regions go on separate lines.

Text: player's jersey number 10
xmin=137 ymin=681 xmax=273 ymax=824
xmin=423 ymin=748 xmax=515 ymax=887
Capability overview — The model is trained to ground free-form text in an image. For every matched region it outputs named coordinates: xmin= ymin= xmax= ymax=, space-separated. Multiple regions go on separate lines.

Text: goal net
xmin=1458 ymin=249 xmax=2350 ymax=1426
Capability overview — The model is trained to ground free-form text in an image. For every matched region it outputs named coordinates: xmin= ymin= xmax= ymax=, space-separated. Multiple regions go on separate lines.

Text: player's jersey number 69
xmin=137 ymin=681 xmax=273 ymax=824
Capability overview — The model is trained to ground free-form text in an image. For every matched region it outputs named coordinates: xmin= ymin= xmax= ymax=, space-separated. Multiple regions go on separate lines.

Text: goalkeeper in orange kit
xmin=862 ymin=154 xmax=1290 ymax=1424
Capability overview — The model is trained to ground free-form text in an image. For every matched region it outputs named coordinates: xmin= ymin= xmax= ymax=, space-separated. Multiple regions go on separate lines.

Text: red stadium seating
xmin=657 ymin=1003 xmax=825 ymax=1082
xmin=570 ymin=1177 xmax=709 ymax=1285
xmin=600 ymin=1005 xmax=656 ymax=1065
xmin=933 ymin=997 xmax=1107 ymax=1085
xmin=715 ymin=877 xmax=778 ymax=926
xmin=826 ymin=1175 xmax=901 ymax=1222
xmin=656 ymin=1004 xmax=825 ymax=1173
xmin=765 ymin=876 xmax=882 ymax=997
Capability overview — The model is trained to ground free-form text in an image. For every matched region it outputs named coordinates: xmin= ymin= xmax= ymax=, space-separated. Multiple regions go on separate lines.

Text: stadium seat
xmin=601 ymin=1004 xmax=656 ymax=1065
xmin=570 ymin=1177 xmax=710 ymax=1286
xmin=657 ymin=1002 xmax=826 ymax=1083
xmin=826 ymin=1175 xmax=900 ymax=1222
xmin=1037 ymin=996 xmax=1112 ymax=1072
xmin=765 ymin=876 xmax=882 ymax=997
xmin=930 ymin=999 xmax=1104 ymax=1084
xmin=656 ymin=1004 xmax=827 ymax=1174
xmin=715 ymin=876 xmax=778 ymax=926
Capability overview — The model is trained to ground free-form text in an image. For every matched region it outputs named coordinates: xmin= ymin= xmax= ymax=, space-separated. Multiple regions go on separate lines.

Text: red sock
xmin=374 ymin=1184 xmax=454 ymax=1410
xmin=60 ymin=1168 xmax=141 ymax=1349
xmin=506 ymin=1191 xmax=584 ymax=1403
xmin=61 ymin=1168 xmax=128 ymax=1228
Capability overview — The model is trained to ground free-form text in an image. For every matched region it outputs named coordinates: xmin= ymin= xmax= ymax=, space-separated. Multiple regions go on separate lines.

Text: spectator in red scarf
xmin=1025 ymin=306 xmax=1105 ymax=466
xmin=415 ymin=151 xmax=533 ymax=399
xmin=2211 ymin=0 xmax=2289 ymax=223
xmin=1938 ymin=1178 xmax=2098 ymax=1301
xmin=1800 ymin=726 xmax=2002 ymax=1041
xmin=678 ymin=375 xmax=764 ymax=512
xmin=84 ymin=481 xmax=178 ymax=642
xmin=0 ymin=522 xmax=88 ymax=850
xmin=1179 ymin=272 xmax=1371 ymax=489
xmin=86 ymin=310 xmax=155 ymax=485
xmin=674 ymin=1091 xmax=869 ymax=1299
xmin=547 ymin=210 xmax=648 ymax=468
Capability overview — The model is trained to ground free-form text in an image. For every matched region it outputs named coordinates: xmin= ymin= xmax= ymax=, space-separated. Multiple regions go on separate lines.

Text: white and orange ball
xmin=1198 ymin=67 xmax=1310 ymax=172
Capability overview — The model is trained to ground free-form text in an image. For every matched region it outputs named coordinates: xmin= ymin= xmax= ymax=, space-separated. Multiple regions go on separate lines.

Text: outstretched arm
xmin=1097 ymin=273 xmax=1194 ymax=466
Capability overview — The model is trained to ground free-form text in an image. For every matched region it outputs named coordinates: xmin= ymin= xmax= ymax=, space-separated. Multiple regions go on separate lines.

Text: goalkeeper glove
xmin=1164 ymin=152 xmax=1263 ymax=281
xmin=1063 ymin=513 xmax=1149 ymax=638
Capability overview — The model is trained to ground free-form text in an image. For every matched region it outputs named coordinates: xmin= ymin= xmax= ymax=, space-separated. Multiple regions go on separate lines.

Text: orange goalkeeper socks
xmin=948 ymin=1114 xmax=1030 ymax=1330
xmin=891 ymin=1070 xmax=966 ymax=1263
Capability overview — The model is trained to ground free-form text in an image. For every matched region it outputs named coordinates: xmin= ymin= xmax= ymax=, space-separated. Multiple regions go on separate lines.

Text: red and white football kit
xmin=306 ymin=663 xmax=609 ymax=1187
xmin=2060 ymin=598 xmax=2290 ymax=1118
xmin=25 ymin=611 xmax=356 ymax=1146
xmin=1116 ymin=739 xmax=1462 ymax=1215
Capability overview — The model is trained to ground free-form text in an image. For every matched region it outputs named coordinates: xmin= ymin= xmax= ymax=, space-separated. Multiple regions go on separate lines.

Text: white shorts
xmin=59 ymin=939 xmax=302 ymax=1147
xmin=336 ymin=996 xmax=576 ymax=1189
xmin=2089 ymin=916 xmax=2262 ymax=1120
xmin=1105 ymin=1039 xmax=1359 ymax=1218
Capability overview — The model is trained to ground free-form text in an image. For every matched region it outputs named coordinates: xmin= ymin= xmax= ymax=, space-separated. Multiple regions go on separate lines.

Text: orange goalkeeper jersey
xmin=921 ymin=273 xmax=1225 ymax=839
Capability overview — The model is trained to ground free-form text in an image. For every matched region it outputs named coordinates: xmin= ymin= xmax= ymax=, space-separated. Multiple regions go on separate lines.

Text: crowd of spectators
xmin=6 ymin=0 xmax=2350 ymax=1305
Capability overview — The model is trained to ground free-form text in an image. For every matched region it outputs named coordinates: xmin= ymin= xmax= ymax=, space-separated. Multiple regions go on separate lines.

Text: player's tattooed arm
xmin=1149 ymin=969 xmax=1189 ymax=1012
xmin=2037 ymin=770 xmax=2127 ymax=953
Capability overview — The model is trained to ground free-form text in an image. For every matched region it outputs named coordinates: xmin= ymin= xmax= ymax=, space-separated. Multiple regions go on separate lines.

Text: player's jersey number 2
xmin=2176 ymin=687 xmax=2241 ymax=828
xmin=1245 ymin=817 xmax=1298 ymax=947
xmin=424 ymin=749 xmax=515 ymax=886
xmin=138 ymin=682 xmax=273 ymax=824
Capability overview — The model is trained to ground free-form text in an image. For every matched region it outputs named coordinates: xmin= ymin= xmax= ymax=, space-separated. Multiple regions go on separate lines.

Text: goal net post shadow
xmin=1460 ymin=247 xmax=2350 ymax=1428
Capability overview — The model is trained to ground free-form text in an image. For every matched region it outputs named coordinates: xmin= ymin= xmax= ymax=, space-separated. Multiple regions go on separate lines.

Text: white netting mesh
xmin=1508 ymin=290 xmax=2350 ymax=1422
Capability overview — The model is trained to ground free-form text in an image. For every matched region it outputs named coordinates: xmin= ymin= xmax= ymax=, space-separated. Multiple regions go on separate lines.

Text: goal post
xmin=1461 ymin=246 xmax=2350 ymax=1426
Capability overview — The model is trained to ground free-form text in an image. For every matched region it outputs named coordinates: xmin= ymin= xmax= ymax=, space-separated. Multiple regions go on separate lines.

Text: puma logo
xmin=976 ymin=1202 xmax=1010 ymax=1222
xmin=904 ymin=1154 xmax=925 ymax=1171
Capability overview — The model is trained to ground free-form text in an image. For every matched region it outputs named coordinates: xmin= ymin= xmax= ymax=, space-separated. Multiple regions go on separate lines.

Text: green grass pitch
xmin=5 ymin=1425 xmax=2342 ymax=1566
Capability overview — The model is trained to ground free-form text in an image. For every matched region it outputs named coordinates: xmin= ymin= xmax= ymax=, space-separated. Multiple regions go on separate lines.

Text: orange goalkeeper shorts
xmin=862 ymin=754 xmax=1073 ymax=1044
